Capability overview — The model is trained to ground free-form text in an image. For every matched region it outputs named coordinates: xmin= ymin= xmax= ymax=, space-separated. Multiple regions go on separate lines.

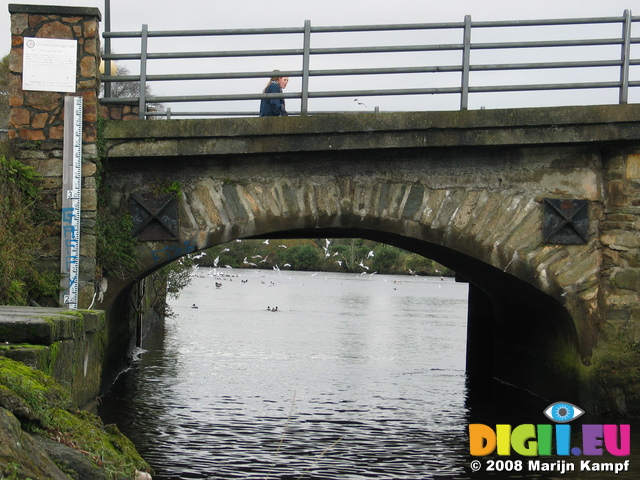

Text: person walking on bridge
xmin=259 ymin=72 xmax=289 ymax=116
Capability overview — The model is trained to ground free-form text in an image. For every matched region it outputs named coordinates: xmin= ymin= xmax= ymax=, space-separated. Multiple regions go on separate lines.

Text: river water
xmin=99 ymin=270 xmax=638 ymax=480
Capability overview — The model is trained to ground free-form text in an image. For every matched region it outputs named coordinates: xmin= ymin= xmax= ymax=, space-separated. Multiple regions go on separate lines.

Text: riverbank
xmin=0 ymin=306 xmax=151 ymax=479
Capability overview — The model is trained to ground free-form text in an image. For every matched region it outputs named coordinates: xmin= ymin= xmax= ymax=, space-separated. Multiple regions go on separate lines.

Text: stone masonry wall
xmin=8 ymin=5 xmax=102 ymax=308
xmin=594 ymin=148 xmax=640 ymax=414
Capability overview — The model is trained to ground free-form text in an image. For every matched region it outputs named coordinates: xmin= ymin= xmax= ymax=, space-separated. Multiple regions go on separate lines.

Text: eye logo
xmin=543 ymin=402 xmax=584 ymax=423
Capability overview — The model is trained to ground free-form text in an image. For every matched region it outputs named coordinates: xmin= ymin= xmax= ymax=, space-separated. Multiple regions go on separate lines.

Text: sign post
xmin=60 ymin=96 xmax=83 ymax=308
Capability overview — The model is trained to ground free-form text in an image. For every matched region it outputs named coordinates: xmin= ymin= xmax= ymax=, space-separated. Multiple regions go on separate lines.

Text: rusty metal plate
xmin=130 ymin=193 xmax=179 ymax=241
xmin=543 ymin=198 xmax=588 ymax=244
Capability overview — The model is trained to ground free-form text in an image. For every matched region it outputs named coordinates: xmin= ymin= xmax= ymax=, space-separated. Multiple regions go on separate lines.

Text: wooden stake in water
xmin=60 ymin=95 xmax=82 ymax=309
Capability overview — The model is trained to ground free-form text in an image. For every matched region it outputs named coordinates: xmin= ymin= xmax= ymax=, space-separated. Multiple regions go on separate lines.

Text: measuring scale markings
xmin=61 ymin=96 xmax=82 ymax=308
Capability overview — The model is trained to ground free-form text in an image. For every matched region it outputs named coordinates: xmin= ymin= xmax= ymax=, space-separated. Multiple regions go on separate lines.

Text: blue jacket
xmin=260 ymin=81 xmax=288 ymax=116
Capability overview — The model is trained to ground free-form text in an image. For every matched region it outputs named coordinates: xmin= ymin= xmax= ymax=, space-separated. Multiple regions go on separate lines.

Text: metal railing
xmin=101 ymin=11 xmax=639 ymax=119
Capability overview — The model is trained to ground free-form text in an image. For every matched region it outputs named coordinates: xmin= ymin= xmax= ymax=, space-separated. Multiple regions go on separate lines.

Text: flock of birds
xmin=188 ymin=238 xmax=388 ymax=280
xmin=187 ymin=238 xmax=446 ymax=310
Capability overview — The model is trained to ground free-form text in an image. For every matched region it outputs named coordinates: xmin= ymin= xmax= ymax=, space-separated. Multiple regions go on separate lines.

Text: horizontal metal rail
xmin=101 ymin=11 xmax=639 ymax=118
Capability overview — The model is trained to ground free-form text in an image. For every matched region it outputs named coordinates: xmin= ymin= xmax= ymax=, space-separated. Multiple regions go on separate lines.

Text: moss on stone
xmin=0 ymin=356 xmax=150 ymax=478
xmin=588 ymin=329 xmax=640 ymax=416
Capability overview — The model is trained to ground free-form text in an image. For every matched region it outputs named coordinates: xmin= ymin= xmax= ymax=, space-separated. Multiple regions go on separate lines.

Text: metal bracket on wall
xmin=130 ymin=193 xmax=179 ymax=241
xmin=543 ymin=198 xmax=589 ymax=244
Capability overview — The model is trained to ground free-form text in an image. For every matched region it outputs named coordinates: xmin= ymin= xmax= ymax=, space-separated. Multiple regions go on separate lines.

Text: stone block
xmin=35 ymin=21 xmax=73 ymax=40
xmin=614 ymin=269 xmax=640 ymax=292
xmin=49 ymin=125 xmax=64 ymax=140
xmin=25 ymin=91 xmax=63 ymax=111
xmin=31 ymin=112 xmax=48 ymax=129
xmin=627 ymin=154 xmax=640 ymax=179
xmin=18 ymin=129 xmax=45 ymax=141
xmin=81 ymin=188 xmax=97 ymax=210
xmin=11 ymin=13 xmax=28 ymax=34
xmin=80 ymin=55 xmax=97 ymax=79
xmin=9 ymin=109 xmax=30 ymax=129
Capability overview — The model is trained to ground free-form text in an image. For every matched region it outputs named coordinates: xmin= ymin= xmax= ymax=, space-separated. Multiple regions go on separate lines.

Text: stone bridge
xmin=6 ymin=4 xmax=640 ymax=416
xmin=101 ymin=105 xmax=640 ymax=415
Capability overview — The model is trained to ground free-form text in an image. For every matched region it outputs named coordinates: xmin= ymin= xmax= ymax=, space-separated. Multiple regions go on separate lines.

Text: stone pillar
xmin=593 ymin=147 xmax=640 ymax=415
xmin=8 ymin=4 xmax=102 ymax=308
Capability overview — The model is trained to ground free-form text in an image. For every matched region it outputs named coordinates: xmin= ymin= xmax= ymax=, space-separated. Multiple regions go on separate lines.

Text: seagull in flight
xmin=263 ymin=239 xmax=270 ymax=245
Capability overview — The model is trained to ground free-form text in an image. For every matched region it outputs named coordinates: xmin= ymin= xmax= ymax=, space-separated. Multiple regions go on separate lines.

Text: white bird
xmin=225 ymin=265 xmax=233 ymax=269
xmin=221 ymin=248 xmax=230 ymax=253
xmin=358 ymin=260 xmax=369 ymax=270
xmin=367 ymin=250 xmax=374 ymax=258
xmin=213 ymin=256 xmax=220 ymax=267
xmin=251 ymin=255 xmax=263 ymax=259
xmin=278 ymin=244 xmax=287 ymax=248
xmin=369 ymin=271 xmax=378 ymax=279
xmin=263 ymin=239 xmax=270 ymax=245
xmin=354 ymin=98 xmax=367 ymax=108
xmin=273 ymin=264 xmax=280 ymax=272
xmin=236 ymin=239 xmax=242 ymax=242
xmin=283 ymin=263 xmax=291 ymax=268
xmin=336 ymin=260 xmax=343 ymax=266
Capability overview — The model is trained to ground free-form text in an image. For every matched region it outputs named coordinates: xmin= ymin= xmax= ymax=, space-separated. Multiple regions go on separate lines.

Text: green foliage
xmin=200 ymin=238 xmax=452 ymax=277
xmin=0 ymin=151 xmax=59 ymax=306
xmin=0 ymin=356 xmax=150 ymax=478
xmin=0 ymin=54 xmax=8 ymax=129
xmin=162 ymin=255 xmax=194 ymax=299
xmin=158 ymin=180 xmax=182 ymax=198
xmin=281 ymin=244 xmax=322 ymax=270
xmin=95 ymin=215 xmax=140 ymax=280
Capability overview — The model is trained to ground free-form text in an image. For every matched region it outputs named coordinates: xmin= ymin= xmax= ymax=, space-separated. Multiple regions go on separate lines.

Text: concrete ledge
xmin=0 ymin=307 xmax=83 ymax=345
xmin=0 ymin=307 xmax=106 ymax=407
xmin=8 ymin=4 xmax=102 ymax=19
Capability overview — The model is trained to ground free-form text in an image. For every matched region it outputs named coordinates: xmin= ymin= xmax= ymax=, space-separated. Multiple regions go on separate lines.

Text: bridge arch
xmin=104 ymin=143 xmax=600 ymax=405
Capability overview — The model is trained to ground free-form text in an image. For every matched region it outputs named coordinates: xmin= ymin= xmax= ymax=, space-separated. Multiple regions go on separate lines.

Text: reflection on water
xmin=99 ymin=270 xmax=638 ymax=479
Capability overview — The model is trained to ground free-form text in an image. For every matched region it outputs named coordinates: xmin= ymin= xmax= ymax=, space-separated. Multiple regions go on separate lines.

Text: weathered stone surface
xmin=0 ymin=408 xmax=71 ymax=480
xmin=9 ymin=107 xmax=30 ymax=127
xmin=35 ymin=20 xmax=73 ymax=39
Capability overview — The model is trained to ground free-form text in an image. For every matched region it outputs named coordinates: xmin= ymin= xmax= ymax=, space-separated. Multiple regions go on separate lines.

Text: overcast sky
xmin=2 ymin=1 xmax=637 ymax=114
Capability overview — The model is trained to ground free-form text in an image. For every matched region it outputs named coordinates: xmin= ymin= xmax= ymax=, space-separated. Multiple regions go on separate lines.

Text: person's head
xmin=277 ymin=77 xmax=289 ymax=89
xmin=265 ymin=70 xmax=288 ymax=91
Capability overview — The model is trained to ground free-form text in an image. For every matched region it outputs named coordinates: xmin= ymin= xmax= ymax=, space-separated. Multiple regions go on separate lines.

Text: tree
xmin=101 ymin=63 xmax=164 ymax=115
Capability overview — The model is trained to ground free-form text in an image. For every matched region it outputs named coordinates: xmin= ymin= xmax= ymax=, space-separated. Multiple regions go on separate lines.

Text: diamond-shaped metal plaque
xmin=543 ymin=198 xmax=588 ymax=244
xmin=130 ymin=193 xmax=179 ymax=241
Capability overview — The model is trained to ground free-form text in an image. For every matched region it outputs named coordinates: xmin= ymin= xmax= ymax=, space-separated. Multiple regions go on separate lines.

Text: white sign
xmin=23 ymin=37 xmax=77 ymax=93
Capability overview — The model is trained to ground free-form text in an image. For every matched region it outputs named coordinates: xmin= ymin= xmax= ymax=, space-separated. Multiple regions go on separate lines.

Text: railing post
xmin=301 ymin=20 xmax=311 ymax=116
xmin=619 ymin=9 xmax=632 ymax=104
xmin=104 ymin=0 xmax=111 ymax=99
xmin=139 ymin=24 xmax=149 ymax=119
xmin=460 ymin=15 xmax=472 ymax=110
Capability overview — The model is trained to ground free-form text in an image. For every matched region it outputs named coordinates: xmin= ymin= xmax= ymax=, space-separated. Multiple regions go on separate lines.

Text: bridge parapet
xmin=104 ymin=104 xmax=640 ymax=157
